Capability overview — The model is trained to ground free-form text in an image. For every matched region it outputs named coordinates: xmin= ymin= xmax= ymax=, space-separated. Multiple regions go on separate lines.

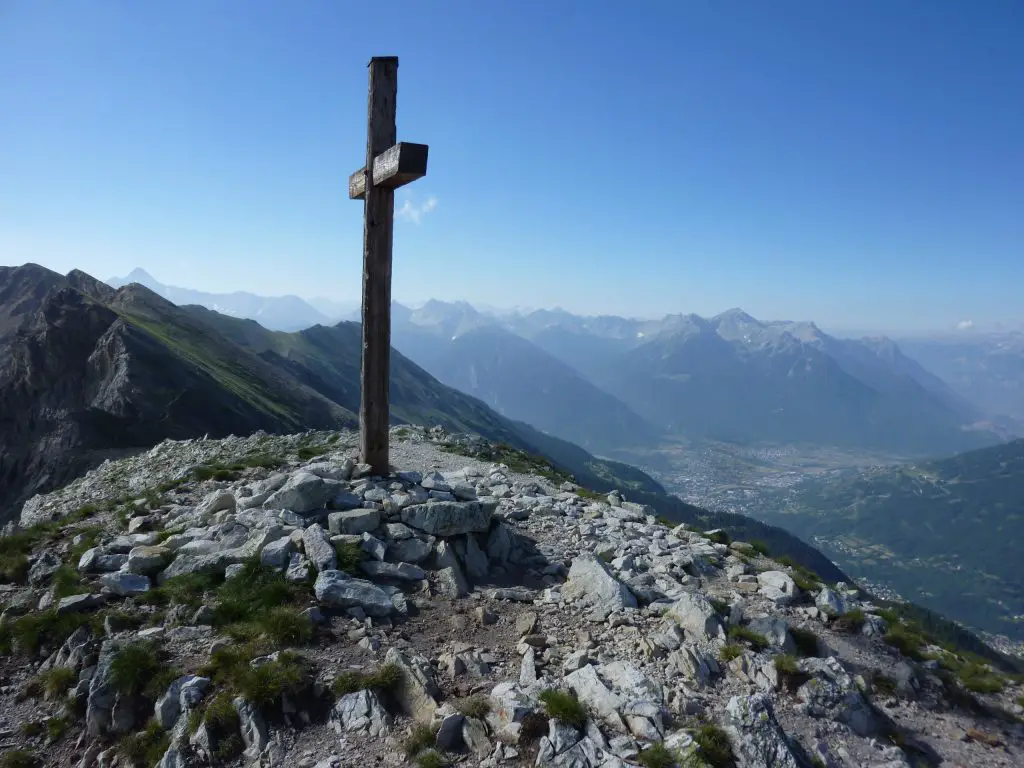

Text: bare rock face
xmin=725 ymin=693 xmax=801 ymax=768
xmin=400 ymin=500 xmax=493 ymax=537
xmin=562 ymin=554 xmax=637 ymax=615
xmin=384 ymin=647 xmax=441 ymax=723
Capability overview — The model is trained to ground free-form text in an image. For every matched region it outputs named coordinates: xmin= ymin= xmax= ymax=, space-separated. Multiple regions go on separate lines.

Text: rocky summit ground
xmin=0 ymin=426 xmax=1022 ymax=768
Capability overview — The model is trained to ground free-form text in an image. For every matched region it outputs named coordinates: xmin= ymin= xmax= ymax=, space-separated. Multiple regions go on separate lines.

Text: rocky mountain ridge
xmin=1 ymin=427 xmax=1021 ymax=768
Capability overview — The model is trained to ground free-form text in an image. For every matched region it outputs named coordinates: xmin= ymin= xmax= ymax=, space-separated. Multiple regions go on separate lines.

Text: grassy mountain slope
xmin=760 ymin=439 xmax=1024 ymax=640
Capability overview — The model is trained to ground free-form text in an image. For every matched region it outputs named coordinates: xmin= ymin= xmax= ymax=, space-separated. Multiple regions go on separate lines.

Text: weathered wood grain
xmin=348 ymin=142 xmax=429 ymax=200
xmin=359 ymin=57 xmax=399 ymax=475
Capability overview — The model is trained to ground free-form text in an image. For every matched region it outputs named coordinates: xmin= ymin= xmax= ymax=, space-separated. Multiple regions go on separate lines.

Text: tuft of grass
xmin=539 ymin=689 xmax=587 ymax=729
xmin=790 ymin=627 xmax=821 ymax=658
xmin=226 ymin=606 xmax=313 ymax=647
xmin=832 ymin=609 xmax=866 ymax=634
xmin=331 ymin=663 xmax=403 ymax=697
xmin=727 ymin=625 xmax=769 ymax=652
xmin=0 ymin=751 xmax=37 ymax=768
xmin=884 ymin=626 xmax=926 ymax=661
xmin=691 ymin=722 xmax=733 ymax=767
xmin=117 ymin=720 xmax=169 ymax=768
xmin=719 ymin=643 xmax=744 ymax=662
xmin=0 ymin=554 xmax=30 ymax=584
xmin=0 ymin=610 xmax=92 ymax=656
xmin=297 ymin=445 xmax=331 ymax=461
xmin=416 ymin=750 xmax=449 ymax=768
xmin=638 ymin=742 xmax=678 ymax=768
xmin=36 ymin=667 xmax=77 ymax=699
xmin=334 ymin=541 xmax=366 ymax=576
xmin=139 ymin=571 xmax=222 ymax=608
xmin=51 ymin=565 xmax=87 ymax=599
xmin=705 ymin=530 xmax=731 ymax=546
xmin=575 ymin=487 xmax=606 ymax=502
xmin=404 ymin=724 xmax=437 ymax=757
xmin=655 ymin=515 xmax=679 ymax=529
xmin=958 ymin=663 xmax=1005 ymax=694
xmin=44 ymin=717 xmax=68 ymax=742
xmin=454 ymin=694 xmax=491 ymax=719
xmin=708 ymin=598 xmax=730 ymax=617
xmin=749 ymin=540 xmax=771 ymax=556
xmin=19 ymin=722 xmax=43 ymax=738
xmin=775 ymin=654 xmax=811 ymax=693
xmin=234 ymin=652 xmax=308 ymax=709
xmin=212 ymin=559 xmax=307 ymax=628
xmin=110 ymin=641 xmax=177 ymax=700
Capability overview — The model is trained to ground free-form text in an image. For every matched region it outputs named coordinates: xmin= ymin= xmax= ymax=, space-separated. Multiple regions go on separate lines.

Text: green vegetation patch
xmin=727 ymin=625 xmax=769 ymax=652
xmin=199 ymin=644 xmax=310 ymax=712
xmin=35 ymin=667 xmax=77 ymax=699
xmin=117 ymin=719 xmax=170 ymax=768
xmin=0 ymin=610 xmax=95 ymax=656
xmin=0 ymin=750 xmax=37 ymax=768
xmin=331 ymin=663 xmax=402 ymax=697
xmin=719 ymin=643 xmax=744 ymax=663
xmin=110 ymin=641 xmax=179 ymax=701
xmin=416 ymin=750 xmax=449 ymax=768
xmin=832 ymin=609 xmax=866 ymax=634
xmin=404 ymin=723 xmax=437 ymax=758
xmin=334 ymin=541 xmax=366 ymax=576
xmin=539 ymin=689 xmax=587 ymax=729
xmin=691 ymin=722 xmax=734 ymax=767
xmin=774 ymin=654 xmax=811 ymax=692
xmin=637 ymin=742 xmax=679 ymax=768
xmin=454 ymin=694 xmax=491 ymax=719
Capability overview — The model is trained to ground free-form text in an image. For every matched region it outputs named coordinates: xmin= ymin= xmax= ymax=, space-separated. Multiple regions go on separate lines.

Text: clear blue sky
xmin=2 ymin=1 xmax=1022 ymax=332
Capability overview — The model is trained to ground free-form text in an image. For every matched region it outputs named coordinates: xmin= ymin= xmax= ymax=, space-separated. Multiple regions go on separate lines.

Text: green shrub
xmin=749 ymin=540 xmax=771 ymax=556
xmin=790 ymin=627 xmax=821 ymax=657
xmin=416 ymin=751 xmax=449 ymax=768
xmin=214 ymin=735 xmax=244 ymax=760
xmin=691 ymin=722 xmax=733 ymax=767
xmin=832 ymin=609 xmax=866 ymax=634
xmin=655 ymin=515 xmax=679 ymax=529
xmin=45 ymin=716 xmax=68 ymax=741
xmin=719 ymin=644 xmax=744 ymax=662
xmin=727 ymin=625 xmax=769 ymax=652
xmin=110 ymin=641 xmax=177 ymax=700
xmin=51 ymin=565 xmax=87 ymax=599
xmin=235 ymin=652 xmax=308 ymax=709
xmin=250 ymin=606 xmax=313 ymax=646
xmin=705 ymin=530 xmax=730 ymax=546
xmin=958 ymin=663 xmax=1005 ymax=694
xmin=212 ymin=560 xmax=307 ymax=628
xmin=331 ymin=663 xmax=402 ymax=697
xmin=140 ymin=571 xmax=221 ymax=608
xmin=117 ymin=720 xmax=169 ymax=768
xmin=791 ymin=572 xmax=821 ymax=593
xmin=775 ymin=654 xmax=810 ymax=692
xmin=576 ymin=487 xmax=606 ymax=502
xmin=0 ymin=610 xmax=92 ymax=656
xmin=404 ymin=723 xmax=437 ymax=757
xmin=637 ymin=742 xmax=678 ymax=768
xmin=454 ymin=694 xmax=491 ymax=719
xmin=0 ymin=751 xmax=37 ymax=768
xmin=19 ymin=722 xmax=43 ymax=738
xmin=884 ymin=626 xmax=925 ymax=661
xmin=297 ymin=445 xmax=330 ymax=461
xmin=708 ymin=598 xmax=730 ymax=617
xmin=0 ymin=554 xmax=30 ymax=584
xmin=37 ymin=667 xmax=77 ymax=699
xmin=539 ymin=689 xmax=587 ymax=729
xmin=334 ymin=541 xmax=366 ymax=576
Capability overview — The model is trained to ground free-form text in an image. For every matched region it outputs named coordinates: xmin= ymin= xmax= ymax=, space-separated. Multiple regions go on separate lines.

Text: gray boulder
xmin=264 ymin=471 xmax=331 ymax=513
xmin=725 ymin=693 xmax=800 ymax=768
xmin=260 ymin=536 xmax=295 ymax=570
xmin=387 ymin=536 xmax=434 ymax=564
xmin=666 ymin=591 xmax=724 ymax=640
xmin=384 ymin=647 xmax=441 ymax=723
xmin=332 ymin=689 xmax=391 ymax=737
xmin=563 ymin=554 xmax=637 ymax=614
xmin=126 ymin=545 xmax=173 ymax=575
xmin=328 ymin=509 xmax=381 ymax=535
xmin=57 ymin=593 xmax=107 ymax=615
xmin=28 ymin=551 xmax=62 ymax=586
xmin=302 ymin=524 xmax=337 ymax=572
xmin=100 ymin=572 xmax=151 ymax=597
xmin=400 ymin=501 xmax=492 ymax=536
xmin=233 ymin=696 xmax=269 ymax=760
xmin=314 ymin=570 xmax=396 ymax=616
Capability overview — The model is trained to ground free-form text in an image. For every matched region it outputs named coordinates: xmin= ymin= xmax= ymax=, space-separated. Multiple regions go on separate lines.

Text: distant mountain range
xmin=387 ymin=301 xmax=1005 ymax=457
xmin=101 ymin=270 xmax=1018 ymax=456
xmin=105 ymin=268 xmax=356 ymax=332
xmin=758 ymin=438 xmax=1024 ymax=642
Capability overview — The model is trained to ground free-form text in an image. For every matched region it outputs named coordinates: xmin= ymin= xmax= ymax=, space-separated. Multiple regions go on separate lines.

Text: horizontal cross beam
xmin=348 ymin=141 xmax=429 ymax=200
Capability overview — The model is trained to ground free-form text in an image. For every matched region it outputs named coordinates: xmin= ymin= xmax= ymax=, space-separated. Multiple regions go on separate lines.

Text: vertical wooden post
xmin=359 ymin=57 xmax=398 ymax=475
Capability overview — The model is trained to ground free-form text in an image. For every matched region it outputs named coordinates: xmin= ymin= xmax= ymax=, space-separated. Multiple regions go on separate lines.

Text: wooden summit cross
xmin=349 ymin=56 xmax=428 ymax=475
